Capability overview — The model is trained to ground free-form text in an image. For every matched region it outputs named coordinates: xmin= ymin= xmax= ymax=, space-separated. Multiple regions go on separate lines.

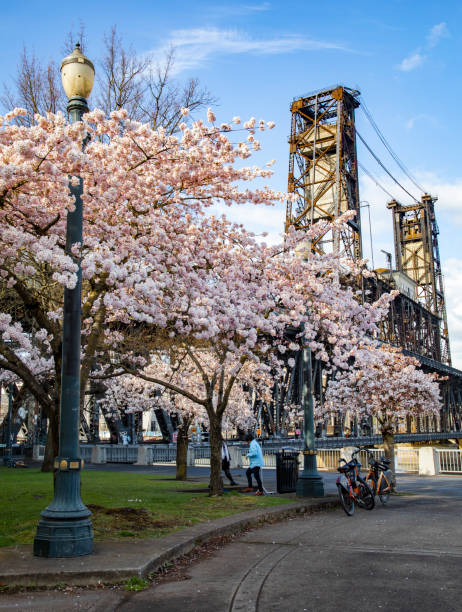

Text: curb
xmin=0 ymin=497 xmax=339 ymax=587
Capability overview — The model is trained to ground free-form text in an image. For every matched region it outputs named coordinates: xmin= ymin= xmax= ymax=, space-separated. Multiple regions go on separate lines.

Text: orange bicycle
xmin=336 ymin=449 xmax=375 ymax=516
xmin=364 ymin=449 xmax=393 ymax=504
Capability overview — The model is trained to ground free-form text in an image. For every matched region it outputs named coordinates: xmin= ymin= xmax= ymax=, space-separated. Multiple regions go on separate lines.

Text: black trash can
xmin=276 ymin=448 xmax=299 ymax=493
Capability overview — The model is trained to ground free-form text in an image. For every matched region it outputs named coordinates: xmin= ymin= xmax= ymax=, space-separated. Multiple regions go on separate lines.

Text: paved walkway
xmin=119 ymin=493 xmax=462 ymax=612
xmin=1 ymin=470 xmax=461 ymax=611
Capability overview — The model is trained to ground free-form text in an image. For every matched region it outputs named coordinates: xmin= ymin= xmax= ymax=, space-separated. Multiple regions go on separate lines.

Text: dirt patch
xmin=87 ymin=504 xmax=178 ymax=530
xmin=148 ymin=477 xmax=202 ymax=482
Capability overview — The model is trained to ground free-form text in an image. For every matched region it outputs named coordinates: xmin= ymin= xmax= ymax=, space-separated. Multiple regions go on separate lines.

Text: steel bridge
xmin=262 ymin=84 xmax=462 ymax=441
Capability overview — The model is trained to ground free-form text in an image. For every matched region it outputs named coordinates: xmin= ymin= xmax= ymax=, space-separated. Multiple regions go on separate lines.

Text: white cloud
xmin=398 ymin=52 xmax=425 ymax=72
xmin=427 ymin=22 xmax=449 ymax=48
xmin=212 ymin=2 xmax=272 ymax=16
xmin=209 ymin=199 xmax=286 ymax=246
xmin=404 ymin=113 xmax=437 ymax=130
xmin=244 ymin=2 xmax=271 ymax=10
xmin=397 ymin=22 xmax=449 ymax=72
xmin=152 ymin=27 xmax=350 ymax=74
xmin=408 ymin=171 xmax=462 ymax=221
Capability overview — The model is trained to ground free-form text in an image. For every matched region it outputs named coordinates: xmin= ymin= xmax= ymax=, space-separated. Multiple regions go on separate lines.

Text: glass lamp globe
xmin=60 ymin=43 xmax=95 ymax=99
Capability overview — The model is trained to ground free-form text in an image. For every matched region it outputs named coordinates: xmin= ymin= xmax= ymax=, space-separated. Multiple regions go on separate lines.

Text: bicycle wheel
xmin=337 ymin=484 xmax=355 ymax=516
xmin=357 ymin=481 xmax=375 ymax=510
xmin=379 ymin=477 xmax=391 ymax=504
xmin=365 ymin=476 xmax=377 ymax=498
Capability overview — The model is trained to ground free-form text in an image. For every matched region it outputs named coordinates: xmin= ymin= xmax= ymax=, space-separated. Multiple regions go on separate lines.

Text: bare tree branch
xmin=1 ymin=46 xmax=66 ymax=125
xmin=96 ymin=25 xmax=148 ymax=120
xmin=62 ymin=22 xmax=87 ymax=55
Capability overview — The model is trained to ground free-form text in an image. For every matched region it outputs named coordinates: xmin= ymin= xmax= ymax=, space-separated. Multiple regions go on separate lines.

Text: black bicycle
xmin=336 ymin=449 xmax=375 ymax=516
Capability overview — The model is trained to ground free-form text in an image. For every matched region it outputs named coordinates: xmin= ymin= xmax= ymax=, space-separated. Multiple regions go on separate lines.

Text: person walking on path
xmin=222 ymin=440 xmax=238 ymax=486
xmin=243 ymin=433 xmax=264 ymax=495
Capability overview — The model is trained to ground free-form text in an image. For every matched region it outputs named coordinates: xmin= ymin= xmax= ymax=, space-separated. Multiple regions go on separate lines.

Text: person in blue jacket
xmin=243 ymin=433 xmax=264 ymax=495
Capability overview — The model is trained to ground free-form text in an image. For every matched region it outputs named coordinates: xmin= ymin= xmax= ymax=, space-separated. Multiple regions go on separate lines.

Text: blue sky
xmin=2 ymin=0 xmax=462 ymax=365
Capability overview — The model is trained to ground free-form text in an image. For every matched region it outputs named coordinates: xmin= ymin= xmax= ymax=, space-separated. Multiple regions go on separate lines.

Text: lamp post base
xmin=33 ymin=466 xmax=93 ymax=557
xmin=34 ymin=516 xmax=93 ymax=558
xmin=296 ymin=473 xmax=325 ymax=498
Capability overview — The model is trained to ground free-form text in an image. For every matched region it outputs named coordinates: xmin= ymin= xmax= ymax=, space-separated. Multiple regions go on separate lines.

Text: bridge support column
xmin=229 ymin=446 xmax=242 ymax=468
xmin=187 ymin=446 xmax=196 ymax=467
xmin=134 ymin=446 xmax=149 ymax=465
xmin=91 ymin=445 xmax=107 ymax=464
xmin=419 ymin=447 xmax=439 ymax=475
xmin=33 ymin=444 xmax=45 ymax=461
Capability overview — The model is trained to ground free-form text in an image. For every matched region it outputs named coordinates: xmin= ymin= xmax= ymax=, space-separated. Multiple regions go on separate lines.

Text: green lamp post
xmin=34 ymin=44 xmax=95 ymax=557
xmin=295 ymin=344 xmax=325 ymax=497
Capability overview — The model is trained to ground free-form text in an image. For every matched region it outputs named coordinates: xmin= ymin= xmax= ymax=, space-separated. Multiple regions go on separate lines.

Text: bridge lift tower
xmin=286 ymin=85 xmax=362 ymax=261
xmin=388 ymin=195 xmax=451 ymax=366
xmin=283 ymin=85 xmax=363 ymax=438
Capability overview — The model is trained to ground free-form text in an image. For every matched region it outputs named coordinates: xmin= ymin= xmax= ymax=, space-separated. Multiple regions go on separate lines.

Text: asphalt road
xmin=86 ymin=461 xmax=462 ymax=500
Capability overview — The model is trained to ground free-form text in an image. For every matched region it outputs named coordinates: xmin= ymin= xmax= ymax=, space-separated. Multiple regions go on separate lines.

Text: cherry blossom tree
xmin=109 ymin=214 xmax=397 ymax=495
xmin=97 ymin=366 xmax=209 ymax=480
xmin=124 ymin=349 xmax=266 ymax=490
xmin=321 ymin=344 xmax=443 ymax=481
xmin=0 ymin=100 xmax=397 ymax=488
xmin=99 ymin=354 xmax=255 ymax=481
xmin=0 ymin=106 xmax=282 ymax=470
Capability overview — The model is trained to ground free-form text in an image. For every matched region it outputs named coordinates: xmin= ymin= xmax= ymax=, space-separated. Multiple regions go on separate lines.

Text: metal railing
xmin=76 ymin=442 xmax=461 ymax=475
xmin=194 ymin=445 xmax=211 ymax=466
xmin=241 ymin=451 xmax=278 ymax=469
xmin=106 ymin=445 xmax=138 ymax=463
xmin=315 ymin=448 xmax=383 ymax=471
xmin=316 ymin=449 xmax=341 ymax=470
xmin=395 ymin=448 xmax=419 ymax=473
xmin=80 ymin=445 xmax=93 ymax=462
xmin=150 ymin=445 xmax=176 ymax=463
xmin=436 ymin=449 xmax=462 ymax=473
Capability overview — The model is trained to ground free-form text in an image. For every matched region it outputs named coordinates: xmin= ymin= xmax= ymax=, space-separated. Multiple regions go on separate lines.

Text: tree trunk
xmin=382 ymin=427 xmax=396 ymax=490
xmin=176 ymin=418 xmax=191 ymax=480
xmin=208 ymin=413 xmax=223 ymax=496
xmin=42 ymin=402 xmax=59 ymax=472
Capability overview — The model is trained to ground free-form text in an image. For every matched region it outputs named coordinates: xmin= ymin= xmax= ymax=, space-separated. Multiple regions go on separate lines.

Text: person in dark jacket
xmin=222 ymin=440 xmax=237 ymax=486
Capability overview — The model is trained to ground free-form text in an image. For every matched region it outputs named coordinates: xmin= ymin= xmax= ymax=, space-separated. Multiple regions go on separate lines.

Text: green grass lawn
xmin=0 ymin=467 xmax=291 ymax=548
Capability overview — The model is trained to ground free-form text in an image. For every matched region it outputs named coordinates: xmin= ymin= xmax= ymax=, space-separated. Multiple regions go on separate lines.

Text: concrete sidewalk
xmin=121 ymin=493 xmax=462 ymax=612
xmin=0 ymin=497 xmax=338 ymax=588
